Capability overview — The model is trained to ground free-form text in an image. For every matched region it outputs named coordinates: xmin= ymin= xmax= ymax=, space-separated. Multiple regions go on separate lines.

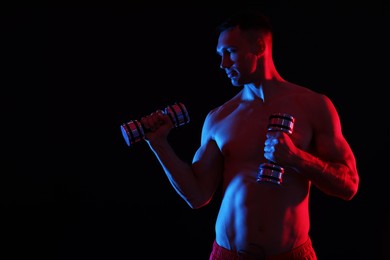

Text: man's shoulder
xmin=283 ymin=81 xmax=313 ymax=93
xmin=208 ymin=93 xmax=241 ymax=114
xmin=283 ymin=81 xmax=328 ymax=100
xmin=208 ymin=99 xmax=236 ymax=117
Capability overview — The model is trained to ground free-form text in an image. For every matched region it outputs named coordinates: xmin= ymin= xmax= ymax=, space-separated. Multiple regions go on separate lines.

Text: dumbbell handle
xmin=257 ymin=113 xmax=295 ymax=185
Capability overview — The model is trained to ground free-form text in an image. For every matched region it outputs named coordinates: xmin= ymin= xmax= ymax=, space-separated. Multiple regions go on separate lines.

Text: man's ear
xmin=255 ymin=39 xmax=266 ymax=57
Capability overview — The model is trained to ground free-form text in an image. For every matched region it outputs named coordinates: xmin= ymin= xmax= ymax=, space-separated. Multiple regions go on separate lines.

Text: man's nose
xmin=220 ymin=57 xmax=232 ymax=69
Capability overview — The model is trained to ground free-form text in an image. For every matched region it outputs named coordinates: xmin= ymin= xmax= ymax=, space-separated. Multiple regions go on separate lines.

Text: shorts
xmin=209 ymin=237 xmax=317 ymax=260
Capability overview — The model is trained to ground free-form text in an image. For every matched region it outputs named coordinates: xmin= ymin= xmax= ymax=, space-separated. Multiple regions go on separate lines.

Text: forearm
xmin=292 ymin=150 xmax=359 ymax=200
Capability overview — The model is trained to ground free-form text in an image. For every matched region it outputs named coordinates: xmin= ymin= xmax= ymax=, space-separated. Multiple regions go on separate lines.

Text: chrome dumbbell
xmin=120 ymin=102 xmax=190 ymax=147
xmin=257 ymin=113 xmax=295 ymax=185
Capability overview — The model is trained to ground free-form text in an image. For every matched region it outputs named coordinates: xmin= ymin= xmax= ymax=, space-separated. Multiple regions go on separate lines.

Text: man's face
xmin=216 ymin=26 xmax=260 ymax=86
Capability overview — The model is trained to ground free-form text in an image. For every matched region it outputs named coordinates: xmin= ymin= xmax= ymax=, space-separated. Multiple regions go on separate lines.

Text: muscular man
xmin=140 ymin=10 xmax=359 ymax=260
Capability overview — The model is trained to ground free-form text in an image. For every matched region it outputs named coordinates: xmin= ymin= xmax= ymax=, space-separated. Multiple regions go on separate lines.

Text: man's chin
xmin=231 ymin=80 xmax=243 ymax=87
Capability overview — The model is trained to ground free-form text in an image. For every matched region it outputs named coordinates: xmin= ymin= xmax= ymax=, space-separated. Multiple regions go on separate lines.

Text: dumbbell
xmin=120 ymin=102 xmax=190 ymax=147
xmin=256 ymin=113 xmax=295 ymax=185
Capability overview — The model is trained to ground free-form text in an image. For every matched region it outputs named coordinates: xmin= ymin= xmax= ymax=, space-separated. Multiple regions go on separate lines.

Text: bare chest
xmin=213 ymin=101 xmax=313 ymax=161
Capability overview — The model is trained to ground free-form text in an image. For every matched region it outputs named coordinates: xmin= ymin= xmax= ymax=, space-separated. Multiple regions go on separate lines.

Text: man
xmin=140 ymin=10 xmax=359 ymax=260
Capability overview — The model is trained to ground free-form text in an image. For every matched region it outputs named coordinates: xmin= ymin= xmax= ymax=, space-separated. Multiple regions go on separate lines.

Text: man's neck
xmin=242 ymin=83 xmax=265 ymax=102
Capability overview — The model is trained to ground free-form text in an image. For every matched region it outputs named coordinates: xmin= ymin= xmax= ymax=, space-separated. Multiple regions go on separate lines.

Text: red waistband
xmin=209 ymin=238 xmax=317 ymax=260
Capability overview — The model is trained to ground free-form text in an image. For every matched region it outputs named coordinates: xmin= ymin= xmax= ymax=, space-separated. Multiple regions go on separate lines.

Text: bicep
xmin=314 ymin=95 xmax=357 ymax=170
xmin=191 ymin=113 xmax=224 ymax=198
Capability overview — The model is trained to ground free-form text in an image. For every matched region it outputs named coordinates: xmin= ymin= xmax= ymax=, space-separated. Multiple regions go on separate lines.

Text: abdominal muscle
xmin=214 ymin=166 xmax=311 ymax=257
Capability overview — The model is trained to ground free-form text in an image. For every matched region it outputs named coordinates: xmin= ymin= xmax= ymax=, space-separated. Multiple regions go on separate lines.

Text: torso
xmin=209 ymin=83 xmax=319 ymax=257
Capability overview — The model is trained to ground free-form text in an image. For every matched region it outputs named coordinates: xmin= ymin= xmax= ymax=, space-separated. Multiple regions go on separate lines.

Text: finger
xmin=141 ymin=115 xmax=157 ymax=131
xmin=264 ymin=145 xmax=274 ymax=153
xmin=265 ymin=137 xmax=278 ymax=145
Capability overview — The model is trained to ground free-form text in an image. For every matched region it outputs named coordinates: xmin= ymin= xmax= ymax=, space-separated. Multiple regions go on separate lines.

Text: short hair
xmin=216 ymin=10 xmax=273 ymax=35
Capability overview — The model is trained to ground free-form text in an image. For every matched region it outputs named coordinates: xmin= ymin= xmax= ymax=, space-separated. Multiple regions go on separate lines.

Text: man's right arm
xmin=142 ymin=110 xmax=224 ymax=209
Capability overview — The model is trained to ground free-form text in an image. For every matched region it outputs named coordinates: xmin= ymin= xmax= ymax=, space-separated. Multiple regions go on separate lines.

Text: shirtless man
xmin=140 ymin=10 xmax=359 ymax=259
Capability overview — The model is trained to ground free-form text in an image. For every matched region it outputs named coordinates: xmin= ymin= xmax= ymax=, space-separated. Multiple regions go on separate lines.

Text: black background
xmin=2 ymin=3 xmax=389 ymax=259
